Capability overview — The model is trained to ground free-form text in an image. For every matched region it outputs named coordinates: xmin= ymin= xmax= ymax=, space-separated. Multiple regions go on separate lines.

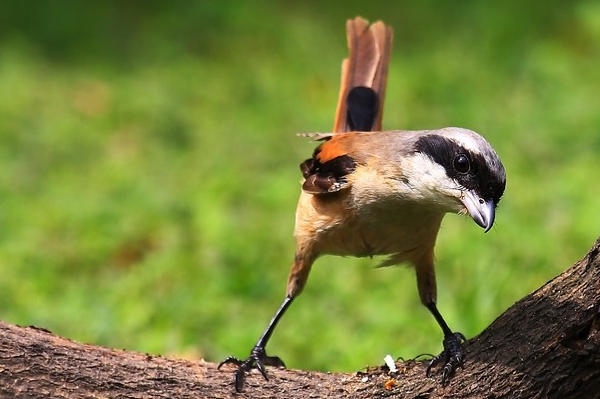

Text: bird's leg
xmin=415 ymin=254 xmax=465 ymax=384
xmin=219 ymin=246 xmax=315 ymax=392
xmin=425 ymin=302 xmax=466 ymax=384
xmin=218 ymin=296 xmax=294 ymax=392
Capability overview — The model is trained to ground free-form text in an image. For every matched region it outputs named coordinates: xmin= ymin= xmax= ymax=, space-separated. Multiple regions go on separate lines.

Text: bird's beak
xmin=461 ymin=190 xmax=496 ymax=233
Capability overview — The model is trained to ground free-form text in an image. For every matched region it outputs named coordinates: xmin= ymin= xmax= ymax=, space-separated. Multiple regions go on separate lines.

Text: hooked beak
xmin=461 ymin=190 xmax=496 ymax=233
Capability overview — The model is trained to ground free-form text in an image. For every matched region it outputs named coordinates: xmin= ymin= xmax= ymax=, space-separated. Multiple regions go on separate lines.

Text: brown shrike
xmin=219 ymin=16 xmax=506 ymax=392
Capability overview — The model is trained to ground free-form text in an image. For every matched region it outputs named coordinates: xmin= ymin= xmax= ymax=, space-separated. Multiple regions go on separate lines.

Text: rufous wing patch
xmin=300 ymin=137 xmax=356 ymax=194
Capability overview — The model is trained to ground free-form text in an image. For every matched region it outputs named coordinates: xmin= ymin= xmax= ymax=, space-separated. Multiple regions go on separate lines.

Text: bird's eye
xmin=453 ymin=154 xmax=470 ymax=173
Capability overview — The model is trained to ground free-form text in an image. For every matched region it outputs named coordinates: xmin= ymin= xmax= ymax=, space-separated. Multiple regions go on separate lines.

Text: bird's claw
xmin=218 ymin=346 xmax=286 ymax=392
xmin=426 ymin=332 xmax=466 ymax=384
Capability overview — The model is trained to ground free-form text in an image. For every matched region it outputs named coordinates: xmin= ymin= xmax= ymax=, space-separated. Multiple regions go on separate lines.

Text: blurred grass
xmin=0 ymin=0 xmax=599 ymax=372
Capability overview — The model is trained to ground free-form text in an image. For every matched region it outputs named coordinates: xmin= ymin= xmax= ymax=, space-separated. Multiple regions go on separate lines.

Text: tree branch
xmin=1 ymin=236 xmax=599 ymax=399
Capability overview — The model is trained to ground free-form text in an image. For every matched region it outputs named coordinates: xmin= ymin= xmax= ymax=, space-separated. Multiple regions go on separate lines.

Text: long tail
xmin=332 ymin=16 xmax=393 ymax=133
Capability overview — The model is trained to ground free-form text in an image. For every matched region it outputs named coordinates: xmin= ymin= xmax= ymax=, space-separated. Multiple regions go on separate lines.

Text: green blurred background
xmin=0 ymin=0 xmax=599 ymax=372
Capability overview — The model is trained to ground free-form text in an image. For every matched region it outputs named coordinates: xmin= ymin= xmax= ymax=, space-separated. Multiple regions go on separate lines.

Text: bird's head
xmin=410 ymin=127 xmax=506 ymax=232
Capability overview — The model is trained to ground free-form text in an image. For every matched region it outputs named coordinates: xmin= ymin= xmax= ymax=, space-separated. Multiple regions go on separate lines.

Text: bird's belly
xmin=314 ymin=208 xmax=443 ymax=267
xmin=294 ymin=191 xmax=444 ymax=265
xmin=316 ymin=219 xmax=416 ymax=258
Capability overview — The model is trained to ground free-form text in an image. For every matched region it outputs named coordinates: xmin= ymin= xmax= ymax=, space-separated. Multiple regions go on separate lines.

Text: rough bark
xmin=1 ymin=236 xmax=599 ymax=399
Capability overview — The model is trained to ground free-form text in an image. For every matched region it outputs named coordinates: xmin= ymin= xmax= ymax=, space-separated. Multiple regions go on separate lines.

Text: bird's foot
xmin=217 ymin=345 xmax=286 ymax=392
xmin=426 ymin=332 xmax=466 ymax=384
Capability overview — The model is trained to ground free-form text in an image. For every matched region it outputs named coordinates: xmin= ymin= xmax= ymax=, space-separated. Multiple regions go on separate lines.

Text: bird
xmin=218 ymin=16 xmax=506 ymax=392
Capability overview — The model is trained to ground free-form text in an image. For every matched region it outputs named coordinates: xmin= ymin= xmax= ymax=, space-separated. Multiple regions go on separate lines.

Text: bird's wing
xmin=300 ymin=133 xmax=358 ymax=194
